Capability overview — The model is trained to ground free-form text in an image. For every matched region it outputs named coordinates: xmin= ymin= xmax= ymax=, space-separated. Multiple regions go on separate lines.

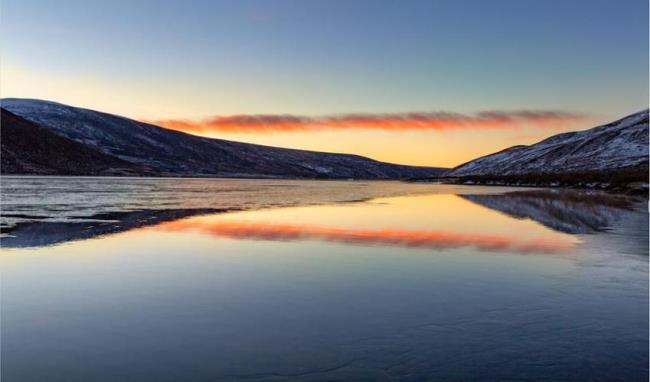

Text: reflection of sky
xmin=2 ymin=193 xmax=647 ymax=381
xmin=1 ymin=193 xmax=579 ymax=261
xmin=151 ymin=194 xmax=578 ymax=254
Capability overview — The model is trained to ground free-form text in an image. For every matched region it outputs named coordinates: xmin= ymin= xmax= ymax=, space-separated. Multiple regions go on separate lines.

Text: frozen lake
xmin=1 ymin=177 xmax=648 ymax=381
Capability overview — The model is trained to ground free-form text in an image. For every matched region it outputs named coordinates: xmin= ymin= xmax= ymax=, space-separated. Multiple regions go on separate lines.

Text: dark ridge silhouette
xmin=1 ymin=108 xmax=155 ymax=176
xmin=2 ymin=98 xmax=446 ymax=179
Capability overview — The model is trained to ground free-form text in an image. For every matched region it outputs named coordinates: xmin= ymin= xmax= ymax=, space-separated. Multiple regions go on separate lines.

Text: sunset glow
xmin=150 ymin=110 xmax=587 ymax=134
xmin=2 ymin=0 xmax=646 ymax=167
xmin=1 ymin=1 xmax=648 ymax=380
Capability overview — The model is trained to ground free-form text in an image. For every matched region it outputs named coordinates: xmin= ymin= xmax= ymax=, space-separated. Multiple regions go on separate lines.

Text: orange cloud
xmin=154 ymin=219 xmax=574 ymax=254
xmin=148 ymin=110 xmax=587 ymax=135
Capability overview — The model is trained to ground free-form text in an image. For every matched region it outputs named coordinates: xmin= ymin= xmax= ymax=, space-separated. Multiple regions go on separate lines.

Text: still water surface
xmin=1 ymin=177 xmax=648 ymax=381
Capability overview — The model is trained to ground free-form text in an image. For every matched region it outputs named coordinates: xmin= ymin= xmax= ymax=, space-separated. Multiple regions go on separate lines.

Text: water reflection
xmin=155 ymin=218 xmax=572 ymax=254
xmin=1 ymin=208 xmax=228 ymax=248
xmin=462 ymin=189 xmax=644 ymax=234
xmin=1 ymin=183 xmax=648 ymax=382
xmin=2 ymin=187 xmax=640 ymax=250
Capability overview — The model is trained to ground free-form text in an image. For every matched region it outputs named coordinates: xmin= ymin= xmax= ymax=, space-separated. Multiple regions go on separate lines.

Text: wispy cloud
xmin=155 ymin=219 xmax=574 ymax=254
xmin=149 ymin=110 xmax=587 ymax=135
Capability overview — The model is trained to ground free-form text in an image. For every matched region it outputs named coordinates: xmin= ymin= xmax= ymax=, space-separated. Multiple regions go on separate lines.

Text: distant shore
xmin=409 ymin=165 xmax=649 ymax=194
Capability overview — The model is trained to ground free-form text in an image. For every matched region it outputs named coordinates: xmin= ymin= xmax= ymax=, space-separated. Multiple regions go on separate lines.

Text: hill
xmin=1 ymin=108 xmax=152 ymax=176
xmin=2 ymin=98 xmax=445 ymax=179
xmin=443 ymin=109 xmax=648 ymax=189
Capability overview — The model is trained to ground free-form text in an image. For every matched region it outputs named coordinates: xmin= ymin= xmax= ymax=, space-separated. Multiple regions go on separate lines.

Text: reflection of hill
xmin=1 ymin=208 xmax=226 ymax=248
xmin=4 ymin=189 xmax=643 ymax=249
xmin=461 ymin=190 xmax=643 ymax=234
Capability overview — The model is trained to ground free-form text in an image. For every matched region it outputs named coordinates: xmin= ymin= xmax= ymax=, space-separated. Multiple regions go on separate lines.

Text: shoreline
xmin=408 ymin=166 xmax=649 ymax=194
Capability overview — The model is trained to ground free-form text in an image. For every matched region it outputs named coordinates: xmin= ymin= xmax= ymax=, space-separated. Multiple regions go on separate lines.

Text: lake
xmin=1 ymin=177 xmax=648 ymax=381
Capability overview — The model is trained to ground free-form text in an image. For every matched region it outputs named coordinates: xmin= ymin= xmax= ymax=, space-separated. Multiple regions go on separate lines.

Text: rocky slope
xmin=2 ymin=98 xmax=445 ymax=179
xmin=1 ymin=109 xmax=152 ymax=176
xmin=446 ymin=109 xmax=649 ymax=178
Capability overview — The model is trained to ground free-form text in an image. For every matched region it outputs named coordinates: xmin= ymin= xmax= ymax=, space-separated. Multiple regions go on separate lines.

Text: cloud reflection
xmin=155 ymin=219 xmax=574 ymax=254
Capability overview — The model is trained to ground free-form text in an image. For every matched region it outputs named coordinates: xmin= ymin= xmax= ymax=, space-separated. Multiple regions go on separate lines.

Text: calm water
xmin=1 ymin=177 xmax=648 ymax=381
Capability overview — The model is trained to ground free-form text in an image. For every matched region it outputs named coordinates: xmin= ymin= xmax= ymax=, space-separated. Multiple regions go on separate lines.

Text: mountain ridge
xmin=1 ymin=108 xmax=156 ymax=176
xmin=1 ymin=98 xmax=445 ymax=179
xmin=445 ymin=109 xmax=649 ymax=183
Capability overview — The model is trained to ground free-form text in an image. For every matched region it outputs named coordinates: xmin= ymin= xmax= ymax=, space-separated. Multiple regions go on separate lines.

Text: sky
xmin=1 ymin=0 xmax=648 ymax=167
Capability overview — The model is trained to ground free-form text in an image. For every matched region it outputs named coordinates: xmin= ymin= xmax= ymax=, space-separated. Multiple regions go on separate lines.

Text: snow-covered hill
xmin=2 ymin=98 xmax=445 ymax=179
xmin=447 ymin=109 xmax=649 ymax=177
xmin=1 ymin=109 xmax=151 ymax=176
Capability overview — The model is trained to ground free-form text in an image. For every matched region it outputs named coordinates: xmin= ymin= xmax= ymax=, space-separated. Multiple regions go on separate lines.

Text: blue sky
xmin=1 ymin=0 xmax=648 ymax=166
